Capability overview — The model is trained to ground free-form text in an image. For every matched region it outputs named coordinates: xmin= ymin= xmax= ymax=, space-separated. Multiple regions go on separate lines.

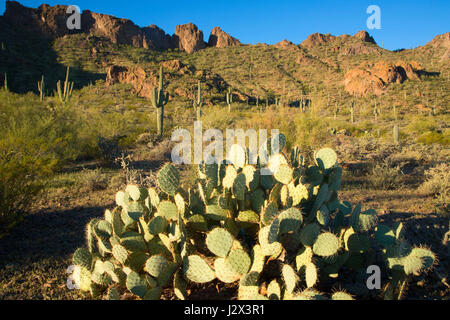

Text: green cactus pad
xmin=112 ymin=244 xmax=128 ymax=264
xmin=148 ymin=216 xmax=167 ymax=235
xmin=223 ymin=165 xmax=238 ymax=190
xmin=268 ymin=153 xmax=288 ymax=175
xmin=354 ymin=209 xmax=378 ymax=232
xmin=121 ymin=232 xmax=148 ymax=252
xmin=296 ymin=246 xmax=313 ymax=272
xmin=237 ymin=210 xmax=260 ymax=229
xmin=157 ymin=201 xmax=178 ymax=221
xmin=243 ymin=165 xmax=260 ymax=191
xmin=250 ymin=188 xmax=265 ymax=213
xmin=267 ymin=280 xmax=281 ymax=300
xmin=331 ymin=291 xmax=354 ymax=300
xmin=126 ymin=203 xmax=144 ymax=223
xmin=148 ymin=188 xmax=160 ymax=208
xmin=299 ymin=223 xmax=320 ymax=247
xmin=225 ymin=249 xmax=251 ymax=276
xmin=274 ymin=164 xmax=294 ymax=185
xmin=316 ymin=205 xmax=330 ymax=226
xmin=126 ymin=271 xmax=147 ymax=298
xmin=305 ymin=166 xmax=323 ymax=186
xmin=174 ymin=193 xmax=186 ymax=217
xmin=183 ymin=255 xmax=216 ymax=283
xmin=315 ymin=148 xmax=337 ymax=171
xmin=260 ymin=174 xmax=275 ymax=190
xmin=94 ymin=220 xmax=112 ymax=239
xmin=214 ymin=257 xmax=241 ymax=283
xmin=186 ymin=214 xmax=209 ymax=232
xmin=115 ymin=191 xmax=127 ymax=207
xmin=305 ymin=262 xmax=318 ymax=288
xmin=313 ymin=232 xmax=340 ymax=257
xmin=157 ymin=163 xmax=180 ymax=196
xmin=262 ymin=201 xmax=279 ymax=226
xmin=173 ymin=270 xmax=187 ymax=300
xmin=126 ymin=252 xmax=149 ymax=272
xmin=279 ymin=208 xmax=303 ymax=234
xmin=410 ymin=247 xmax=436 ymax=270
xmin=232 ymin=173 xmax=247 ymax=201
xmin=259 ymin=226 xmax=283 ymax=257
xmin=206 ymin=205 xmax=228 ymax=221
xmin=238 ymin=272 xmax=260 ymax=300
xmin=206 ymin=228 xmax=234 ymax=258
xmin=291 ymin=183 xmax=309 ymax=206
xmin=73 ymin=248 xmax=92 ymax=269
xmin=250 ymin=244 xmax=265 ymax=273
xmin=282 ymin=264 xmax=298 ymax=294
xmin=375 ymin=225 xmax=396 ymax=248
xmin=112 ymin=209 xmax=124 ymax=236
xmin=157 ymin=261 xmax=178 ymax=287
xmin=328 ymin=167 xmax=343 ymax=192
xmin=125 ymin=185 xmax=148 ymax=201
xmin=144 ymin=255 xmax=169 ymax=278
xmin=349 ymin=204 xmax=361 ymax=229
xmin=143 ymin=286 xmax=162 ymax=300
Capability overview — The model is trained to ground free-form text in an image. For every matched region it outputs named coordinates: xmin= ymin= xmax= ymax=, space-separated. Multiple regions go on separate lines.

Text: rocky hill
xmin=0 ymin=1 xmax=448 ymax=110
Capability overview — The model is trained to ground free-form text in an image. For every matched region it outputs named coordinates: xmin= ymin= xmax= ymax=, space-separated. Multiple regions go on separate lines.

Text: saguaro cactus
xmin=3 ymin=73 xmax=7 ymax=91
xmin=151 ymin=65 xmax=169 ymax=139
xmin=37 ymin=75 xmax=45 ymax=102
xmin=393 ymin=125 xmax=399 ymax=144
xmin=226 ymin=87 xmax=233 ymax=112
xmin=334 ymin=102 xmax=339 ymax=120
xmin=193 ymin=80 xmax=203 ymax=120
xmin=57 ymin=66 xmax=74 ymax=103
xmin=350 ymin=101 xmax=355 ymax=124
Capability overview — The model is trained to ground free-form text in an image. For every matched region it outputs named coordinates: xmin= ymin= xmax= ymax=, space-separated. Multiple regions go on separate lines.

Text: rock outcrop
xmin=344 ymin=60 xmax=421 ymax=96
xmin=354 ymin=30 xmax=376 ymax=44
xmin=1 ymin=1 xmax=226 ymax=54
xmin=301 ymin=33 xmax=336 ymax=47
xmin=208 ymin=27 xmax=240 ymax=48
xmin=106 ymin=65 xmax=156 ymax=99
xmin=172 ymin=23 xmax=206 ymax=53
xmin=275 ymin=39 xmax=298 ymax=50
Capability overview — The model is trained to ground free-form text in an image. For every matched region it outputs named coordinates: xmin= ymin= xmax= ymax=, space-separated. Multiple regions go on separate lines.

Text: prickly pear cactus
xmin=72 ymin=137 xmax=436 ymax=300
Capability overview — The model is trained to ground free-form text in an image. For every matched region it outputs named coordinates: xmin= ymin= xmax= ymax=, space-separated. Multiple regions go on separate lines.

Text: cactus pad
xmin=157 ymin=201 xmax=178 ymax=221
xmin=145 ymin=255 xmax=169 ymax=278
xmin=157 ymin=163 xmax=180 ymax=196
xmin=313 ymin=232 xmax=340 ymax=257
xmin=214 ymin=257 xmax=241 ymax=283
xmin=206 ymin=228 xmax=234 ymax=258
xmin=274 ymin=164 xmax=294 ymax=185
xmin=225 ymin=249 xmax=251 ymax=276
xmin=299 ymin=223 xmax=320 ymax=247
xmin=73 ymin=248 xmax=92 ymax=269
xmin=183 ymin=255 xmax=215 ymax=283
xmin=126 ymin=271 xmax=147 ymax=298
xmin=315 ymin=148 xmax=337 ymax=171
xmin=279 ymin=208 xmax=303 ymax=234
xmin=282 ymin=264 xmax=298 ymax=294
xmin=305 ymin=262 xmax=317 ymax=288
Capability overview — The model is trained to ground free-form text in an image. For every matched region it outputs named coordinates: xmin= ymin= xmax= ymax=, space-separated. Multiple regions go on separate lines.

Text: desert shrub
xmin=71 ymin=140 xmax=435 ymax=300
xmin=367 ymin=160 xmax=404 ymax=190
xmin=417 ymin=130 xmax=449 ymax=146
xmin=0 ymin=148 xmax=52 ymax=239
xmin=420 ymin=163 xmax=449 ymax=214
xmin=77 ymin=168 xmax=109 ymax=192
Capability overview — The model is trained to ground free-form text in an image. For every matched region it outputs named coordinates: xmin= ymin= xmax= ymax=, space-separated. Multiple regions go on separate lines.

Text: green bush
xmin=72 ymin=139 xmax=435 ymax=300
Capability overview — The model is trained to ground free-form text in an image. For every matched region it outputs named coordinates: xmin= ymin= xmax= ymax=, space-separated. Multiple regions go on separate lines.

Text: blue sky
xmin=1 ymin=0 xmax=449 ymax=50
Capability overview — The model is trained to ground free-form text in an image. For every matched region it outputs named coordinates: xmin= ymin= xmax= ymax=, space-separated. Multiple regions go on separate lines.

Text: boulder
xmin=208 ymin=27 xmax=240 ymax=48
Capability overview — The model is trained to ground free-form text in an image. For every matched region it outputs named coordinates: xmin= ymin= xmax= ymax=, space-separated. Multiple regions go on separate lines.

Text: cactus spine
xmin=37 ymin=75 xmax=45 ymax=102
xmin=193 ymin=80 xmax=203 ymax=120
xmin=226 ymin=87 xmax=233 ymax=112
xmin=57 ymin=66 xmax=74 ymax=103
xmin=151 ymin=65 xmax=169 ymax=140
